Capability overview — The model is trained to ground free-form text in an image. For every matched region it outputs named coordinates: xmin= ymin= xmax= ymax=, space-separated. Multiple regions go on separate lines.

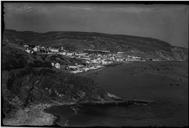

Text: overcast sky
xmin=4 ymin=3 xmax=189 ymax=48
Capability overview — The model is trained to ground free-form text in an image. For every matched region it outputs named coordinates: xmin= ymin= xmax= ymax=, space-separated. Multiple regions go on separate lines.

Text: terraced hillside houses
xmin=23 ymin=44 xmax=146 ymax=73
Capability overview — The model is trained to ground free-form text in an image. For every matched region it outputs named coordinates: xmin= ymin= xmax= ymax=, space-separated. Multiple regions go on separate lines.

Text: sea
xmin=45 ymin=62 xmax=188 ymax=127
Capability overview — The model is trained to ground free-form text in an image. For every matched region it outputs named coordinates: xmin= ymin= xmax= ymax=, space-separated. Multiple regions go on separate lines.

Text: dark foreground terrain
xmin=2 ymin=43 xmax=116 ymax=126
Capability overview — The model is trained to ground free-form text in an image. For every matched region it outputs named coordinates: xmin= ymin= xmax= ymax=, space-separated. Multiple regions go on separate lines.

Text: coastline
xmin=3 ymin=100 xmax=80 ymax=126
xmin=1 ymin=63 xmax=123 ymax=127
xmin=3 ymin=103 xmax=56 ymax=126
xmin=43 ymin=98 xmax=154 ymax=127
xmin=3 ymin=61 xmax=187 ymax=126
xmin=78 ymin=62 xmax=123 ymax=76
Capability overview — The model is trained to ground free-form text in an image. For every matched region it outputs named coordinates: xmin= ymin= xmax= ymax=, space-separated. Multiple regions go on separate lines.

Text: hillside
xmin=2 ymin=43 xmax=116 ymax=126
xmin=3 ymin=29 xmax=188 ymax=61
xmin=2 ymin=29 xmax=188 ymax=126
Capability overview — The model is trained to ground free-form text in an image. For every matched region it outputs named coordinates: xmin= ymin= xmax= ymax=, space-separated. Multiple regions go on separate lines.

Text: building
xmin=67 ymin=53 xmax=73 ymax=56
xmin=60 ymin=52 xmax=66 ymax=55
xmin=51 ymin=62 xmax=55 ymax=66
xmin=33 ymin=47 xmax=38 ymax=52
xmin=117 ymin=52 xmax=125 ymax=57
xmin=55 ymin=63 xmax=60 ymax=69
xmin=49 ymin=48 xmax=59 ymax=53
xmin=26 ymin=49 xmax=32 ymax=54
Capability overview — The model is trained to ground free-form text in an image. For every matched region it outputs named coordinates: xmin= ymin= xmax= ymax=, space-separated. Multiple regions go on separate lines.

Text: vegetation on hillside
xmin=3 ymin=29 xmax=188 ymax=60
xmin=2 ymin=43 xmax=112 ymax=124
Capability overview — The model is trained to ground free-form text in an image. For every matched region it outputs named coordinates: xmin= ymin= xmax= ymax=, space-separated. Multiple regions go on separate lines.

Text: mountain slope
xmin=2 ymin=43 xmax=116 ymax=125
xmin=3 ymin=29 xmax=188 ymax=60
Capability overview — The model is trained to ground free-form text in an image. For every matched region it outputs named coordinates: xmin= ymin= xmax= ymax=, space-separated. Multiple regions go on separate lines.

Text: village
xmin=23 ymin=44 xmax=145 ymax=74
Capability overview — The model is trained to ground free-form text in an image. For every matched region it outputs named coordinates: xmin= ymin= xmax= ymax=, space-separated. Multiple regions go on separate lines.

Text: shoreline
xmin=3 ymin=103 xmax=57 ymax=126
xmin=78 ymin=62 xmax=124 ymax=76
xmin=44 ymin=98 xmax=154 ymax=127
xmin=3 ymin=61 xmax=187 ymax=126
xmin=3 ymin=101 xmax=80 ymax=126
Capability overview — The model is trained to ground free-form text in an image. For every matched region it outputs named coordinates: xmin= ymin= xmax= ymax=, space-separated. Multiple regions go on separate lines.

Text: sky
xmin=4 ymin=3 xmax=189 ymax=48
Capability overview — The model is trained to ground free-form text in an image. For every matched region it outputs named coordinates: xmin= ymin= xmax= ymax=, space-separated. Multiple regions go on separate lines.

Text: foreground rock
xmin=2 ymin=44 xmax=121 ymax=126
xmin=2 ymin=67 xmax=118 ymax=126
xmin=3 ymin=104 xmax=56 ymax=126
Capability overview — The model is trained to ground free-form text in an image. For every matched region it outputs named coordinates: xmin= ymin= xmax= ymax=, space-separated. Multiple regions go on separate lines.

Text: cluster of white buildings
xmin=24 ymin=44 xmax=62 ymax=54
xmin=51 ymin=62 xmax=61 ymax=69
xmin=125 ymin=55 xmax=143 ymax=61
xmin=23 ymin=44 xmax=145 ymax=74
xmin=50 ymin=62 xmax=104 ymax=74
xmin=68 ymin=65 xmax=103 ymax=74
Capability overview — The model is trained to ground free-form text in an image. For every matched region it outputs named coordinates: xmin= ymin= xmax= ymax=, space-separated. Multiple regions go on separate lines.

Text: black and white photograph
xmin=1 ymin=1 xmax=188 ymax=127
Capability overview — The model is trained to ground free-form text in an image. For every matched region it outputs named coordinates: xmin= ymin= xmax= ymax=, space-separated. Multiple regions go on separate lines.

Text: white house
xmin=70 ymin=70 xmax=82 ymax=74
xmin=33 ymin=47 xmax=38 ymax=52
xmin=55 ymin=63 xmax=60 ymax=69
xmin=101 ymin=60 xmax=107 ymax=65
xmin=117 ymin=52 xmax=124 ymax=54
xmin=83 ymin=67 xmax=90 ymax=72
xmin=116 ymin=58 xmax=122 ymax=62
xmin=96 ymin=65 xmax=103 ymax=68
xmin=68 ymin=65 xmax=78 ymax=69
xmin=25 ymin=49 xmax=31 ymax=54
xmin=49 ymin=48 xmax=59 ymax=53
xmin=51 ymin=62 xmax=55 ymax=66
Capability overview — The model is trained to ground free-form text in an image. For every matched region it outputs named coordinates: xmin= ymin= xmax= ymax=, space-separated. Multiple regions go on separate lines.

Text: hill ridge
xmin=3 ymin=29 xmax=188 ymax=61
